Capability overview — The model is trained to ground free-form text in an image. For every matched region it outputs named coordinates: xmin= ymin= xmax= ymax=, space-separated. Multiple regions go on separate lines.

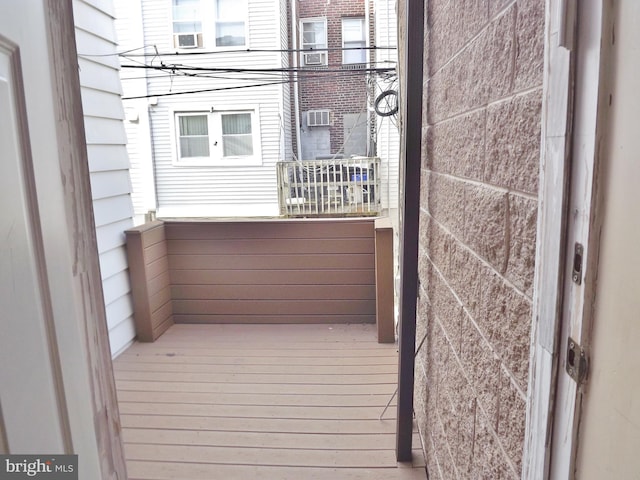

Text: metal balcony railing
xmin=277 ymin=157 xmax=381 ymax=217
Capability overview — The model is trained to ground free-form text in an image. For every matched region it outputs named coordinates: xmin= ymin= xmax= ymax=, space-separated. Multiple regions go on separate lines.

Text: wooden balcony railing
xmin=125 ymin=218 xmax=395 ymax=344
xmin=277 ymin=157 xmax=382 ymax=217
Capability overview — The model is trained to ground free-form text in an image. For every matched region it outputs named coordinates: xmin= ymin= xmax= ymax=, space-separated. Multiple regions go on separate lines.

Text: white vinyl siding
xmin=374 ymin=0 xmax=399 ymax=210
xmin=74 ymin=0 xmax=136 ymax=357
xmin=113 ymin=0 xmax=291 ymax=217
xmin=114 ymin=0 xmax=157 ymax=225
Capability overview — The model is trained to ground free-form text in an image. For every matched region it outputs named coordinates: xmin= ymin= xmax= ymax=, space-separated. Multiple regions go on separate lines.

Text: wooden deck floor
xmin=114 ymin=323 xmax=426 ymax=480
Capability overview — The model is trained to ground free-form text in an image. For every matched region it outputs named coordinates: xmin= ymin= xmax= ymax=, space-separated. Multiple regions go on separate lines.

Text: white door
xmin=572 ymin=2 xmax=640 ymax=478
xmin=0 ymin=36 xmax=70 ymax=452
xmin=0 ymin=1 xmax=125 ymax=477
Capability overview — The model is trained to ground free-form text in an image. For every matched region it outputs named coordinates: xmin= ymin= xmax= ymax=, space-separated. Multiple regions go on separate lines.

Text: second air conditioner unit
xmin=174 ymin=33 xmax=203 ymax=49
xmin=302 ymin=52 xmax=327 ymax=66
xmin=307 ymin=110 xmax=330 ymax=127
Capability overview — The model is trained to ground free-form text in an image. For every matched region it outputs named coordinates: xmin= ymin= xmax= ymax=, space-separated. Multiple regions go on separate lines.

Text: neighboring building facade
xmin=292 ymin=0 xmax=373 ymax=160
xmin=74 ymin=0 xmax=137 ymax=356
xmin=115 ymin=0 xmax=293 ymax=219
xmin=116 ymin=0 xmax=400 ymax=218
xmin=289 ymin=0 xmax=401 ymax=213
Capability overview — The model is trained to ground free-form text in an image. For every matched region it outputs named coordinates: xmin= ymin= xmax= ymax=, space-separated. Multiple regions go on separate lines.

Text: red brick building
xmin=292 ymin=0 xmax=374 ymax=159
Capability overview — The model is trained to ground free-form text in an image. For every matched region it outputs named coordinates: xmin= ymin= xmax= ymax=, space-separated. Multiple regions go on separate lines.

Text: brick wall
xmin=414 ymin=0 xmax=544 ymax=478
xmin=296 ymin=0 xmax=370 ymax=155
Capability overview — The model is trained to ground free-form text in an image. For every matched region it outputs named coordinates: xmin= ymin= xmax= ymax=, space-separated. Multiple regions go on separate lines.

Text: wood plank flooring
xmin=114 ymin=324 xmax=426 ymax=480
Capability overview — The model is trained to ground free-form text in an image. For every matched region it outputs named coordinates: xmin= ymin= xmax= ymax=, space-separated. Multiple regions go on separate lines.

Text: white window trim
xmin=170 ymin=0 xmax=204 ymax=49
xmin=342 ymin=17 xmax=366 ymax=65
xmin=300 ymin=17 xmax=328 ymax=66
xmin=169 ymin=0 xmax=249 ymax=51
xmin=170 ymin=105 xmax=262 ymax=167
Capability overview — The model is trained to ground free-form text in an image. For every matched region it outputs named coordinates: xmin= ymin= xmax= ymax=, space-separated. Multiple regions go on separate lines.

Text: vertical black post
xmin=396 ymin=0 xmax=425 ymax=463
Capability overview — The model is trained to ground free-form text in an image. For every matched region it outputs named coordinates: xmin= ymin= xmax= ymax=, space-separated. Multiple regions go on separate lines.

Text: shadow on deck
xmin=114 ymin=323 xmax=426 ymax=479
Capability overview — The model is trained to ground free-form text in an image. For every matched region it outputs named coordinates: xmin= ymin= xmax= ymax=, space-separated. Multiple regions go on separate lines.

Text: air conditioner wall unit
xmin=307 ymin=110 xmax=330 ymax=127
xmin=174 ymin=33 xmax=203 ymax=49
xmin=302 ymin=52 xmax=327 ymax=66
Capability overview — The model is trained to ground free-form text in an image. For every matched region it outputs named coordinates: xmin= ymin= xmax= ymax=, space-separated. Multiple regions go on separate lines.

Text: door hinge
xmin=572 ymin=242 xmax=583 ymax=285
xmin=566 ymin=337 xmax=588 ymax=384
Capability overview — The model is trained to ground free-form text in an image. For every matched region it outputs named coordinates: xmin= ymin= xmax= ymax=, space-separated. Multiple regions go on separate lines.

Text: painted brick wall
xmin=297 ymin=0 xmax=371 ymax=155
xmin=414 ymin=0 xmax=544 ymax=478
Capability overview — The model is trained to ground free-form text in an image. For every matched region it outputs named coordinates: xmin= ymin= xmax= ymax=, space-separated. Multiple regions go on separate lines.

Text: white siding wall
xmin=114 ymin=0 xmax=156 ymax=225
xmin=374 ymin=0 xmax=400 ymax=210
xmin=74 ymin=0 xmax=136 ymax=356
xmin=115 ymin=0 xmax=292 ymax=218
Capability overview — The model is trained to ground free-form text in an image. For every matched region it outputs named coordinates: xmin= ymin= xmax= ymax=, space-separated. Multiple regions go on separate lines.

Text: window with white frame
xmin=342 ymin=17 xmax=366 ymax=64
xmin=172 ymin=0 xmax=203 ymax=48
xmin=178 ymin=113 xmax=210 ymax=157
xmin=171 ymin=0 xmax=247 ymax=49
xmin=175 ymin=110 xmax=260 ymax=164
xmin=300 ymin=19 xmax=327 ymax=66
xmin=215 ymin=0 xmax=247 ymax=47
xmin=221 ymin=113 xmax=253 ymax=156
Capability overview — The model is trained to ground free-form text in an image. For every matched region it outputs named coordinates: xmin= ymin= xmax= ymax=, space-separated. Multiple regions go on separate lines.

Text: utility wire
xmin=78 ymin=45 xmax=397 ymax=58
xmin=122 ymin=80 xmax=291 ymax=100
xmin=121 ymin=65 xmax=394 ymax=100
xmin=119 ymin=63 xmax=395 ymax=75
xmin=119 ymin=66 xmax=392 ymax=83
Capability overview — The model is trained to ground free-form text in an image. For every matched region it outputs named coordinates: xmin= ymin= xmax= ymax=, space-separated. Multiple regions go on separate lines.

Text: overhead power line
xmin=120 ymin=65 xmax=397 ymax=100
xmin=122 ymin=80 xmax=292 ymax=100
xmin=119 ymin=63 xmax=395 ymax=75
xmin=78 ymin=45 xmax=397 ymax=58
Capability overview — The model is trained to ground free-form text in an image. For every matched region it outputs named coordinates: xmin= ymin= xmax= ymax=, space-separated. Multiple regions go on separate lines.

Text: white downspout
xmin=365 ymin=0 xmax=371 ymax=157
xmin=291 ymin=0 xmax=302 ymax=160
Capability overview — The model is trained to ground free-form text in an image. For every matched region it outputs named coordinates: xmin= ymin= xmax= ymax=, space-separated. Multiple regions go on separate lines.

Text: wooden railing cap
xmin=374 ymin=217 xmax=393 ymax=230
xmin=125 ymin=220 xmax=165 ymax=235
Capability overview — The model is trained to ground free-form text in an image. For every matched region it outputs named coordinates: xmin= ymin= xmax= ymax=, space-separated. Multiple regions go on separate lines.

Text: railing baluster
xmin=297 ymin=164 xmax=302 ymax=215
xmin=276 ymin=158 xmax=382 ymax=218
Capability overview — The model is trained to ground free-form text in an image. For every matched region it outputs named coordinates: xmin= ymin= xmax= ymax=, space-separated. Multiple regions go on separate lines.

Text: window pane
xmin=216 ymin=0 xmax=239 ymax=19
xmin=173 ymin=21 xmax=202 ymax=33
xmin=216 ymin=22 xmax=246 ymax=46
xmin=221 ymin=113 xmax=252 ymax=156
xmin=216 ymin=0 xmax=246 ymax=46
xmin=173 ymin=6 xmax=199 ymax=21
xmin=302 ymin=21 xmax=325 ymax=48
xmin=178 ymin=115 xmax=209 ymax=158
xmin=343 ymin=41 xmax=366 ymax=63
xmin=302 ymin=30 xmax=316 ymax=45
xmin=342 ymin=18 xmax=364 ymax=42
xmin=223 ymin=135 xmax=253 ymax=156
xmin=173 ymin=0 xmax=201 ymax=33
xmin=180 ymin=137 xmax=210 ymax=157
xmin=222 ymin=114 xmax=252 ymax=135
xmin=342 ymin=18 xmax=365 ymax=63
xmin=179 ymin=115 xmax=208 ymax=135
